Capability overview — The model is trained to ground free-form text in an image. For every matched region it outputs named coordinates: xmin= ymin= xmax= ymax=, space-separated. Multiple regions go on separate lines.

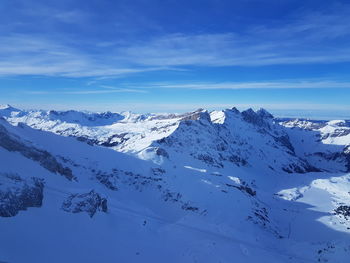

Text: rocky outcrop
xmin=343 ymin=145 xmax=350 ymax=172
xmin=334 ymin=205 xmax=350 ymax=219
xmin=274 ymin=135 xmax=295 ymax=154
xmin=48 ymin=110 xmax=124 ymax=126
xmin=0 ymin=174 xmax=44 ymax=217
xmin=256 ymin=108 xmax=274 ymax=119
xmin=96 ymin=170 xmax=119 ymax=191
xmin=226 ymin=182 xmax=256 ymax=197
xmin=241 ymin=108 xmax=272 ymax=129
xmin=282 ymin=162 xmax=321 ymax=174
xmin=155 ymin=147 xmax=169 ymax=158
xmin=62 ymin=190 xmax=107 ymax=217
xmin=180 ymin=109 xmax=208 ymax=121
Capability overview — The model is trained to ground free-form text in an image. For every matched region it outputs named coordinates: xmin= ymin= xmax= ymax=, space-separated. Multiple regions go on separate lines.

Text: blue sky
xmin=1 ymin=0 xmax=349 ymax=118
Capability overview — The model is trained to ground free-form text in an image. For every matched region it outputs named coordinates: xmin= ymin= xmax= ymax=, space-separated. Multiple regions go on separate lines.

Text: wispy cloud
xmin=24 ymin=79 xmax=350 ymax=94
xmin=1 ymin=3 xmax=350 ymax=78
xmin=0 ymin=35 xmax=164 ymax=78
xmin=114 ymin=4 xmax=350 ymax=67
xmin=118 ymin=32 xmax=350 ymax=67
xmin=26 ymin=86 xmax=147 ymax=95
xmin=148 ymin=80 xmax=350 ymax=90
xmin=251 ymin=3 xmax=350 ymax=41
xmin=15 ymin=2 xmax=91 ymax=25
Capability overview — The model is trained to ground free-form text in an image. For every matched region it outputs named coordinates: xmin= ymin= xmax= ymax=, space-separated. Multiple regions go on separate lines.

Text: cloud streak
xmin=24 ymin=79 xmax=350 ymax=95
xmin=118 ymin=34 xmax=350 ymax=67
xmin=0 ymin=35 xmax=164 ymax=78
xmin=0 ymin=3 xmax=350 ymax=78
xmin=115 ymin=4 xmax=350 ymax=68
xmin=149 ymin=80 xmax=350 ymax=90
xmin=26 ymin=86 xmax=147 ymax=95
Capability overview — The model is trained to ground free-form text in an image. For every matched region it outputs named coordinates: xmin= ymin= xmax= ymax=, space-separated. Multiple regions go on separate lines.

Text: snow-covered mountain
xmin=0 ymin=105 xmax=349 ymax=263
xmin=280 ymin=118 xmax=350 ymax=172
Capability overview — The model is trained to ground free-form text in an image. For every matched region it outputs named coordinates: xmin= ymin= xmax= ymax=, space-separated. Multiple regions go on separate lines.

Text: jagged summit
xmin=0 ymin=104 xmax=276 ymax=125
xmin=0 ymin=104 xmax=10 ymax=109
xmin=257 ymin=108 xmax=274 ymax=119
xmin=0 ymin=104 xmax=21 ymax=118
xmin=230 ymin=106 xmax=240 ymax=114
xmin=240 ymin=108 xmax=274 ymax=128
xmin=47 ymin=109 xmax=124 ymax=126
xmin=0 ymin=104 xmax=349 ymax=173
xmin=180 ymin=108 xmax=211 ymax=122
xmin=0 ymin=104 xmax=18 ymax=111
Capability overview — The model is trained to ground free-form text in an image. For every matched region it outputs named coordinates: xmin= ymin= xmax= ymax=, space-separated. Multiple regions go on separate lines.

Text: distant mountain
xmin=280 ymin=118 xmax=350 ymax=172
xmin=0 ymin=106 xmax=349 ymax=263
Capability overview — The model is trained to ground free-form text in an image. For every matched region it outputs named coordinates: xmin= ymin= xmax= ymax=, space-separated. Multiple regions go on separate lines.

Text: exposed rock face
xmin=180 ymin=109 xmax=209 ymax=121
xmin=48 ymin=110 xmax=124 ymax=126
xmin=343 ymin=145 xmax=350 ymax=172
xmin=256 ymin=108 xmax=274 ymax=119
xmin=274 ymin=135 xmax=295 ymax=154
xmin=282 ymin=162 xmax=321 ymax=173
xmin=62 ymin=190 xmax=108 ymax=217
xmin=0 ymin=174 xmax=44 ymax=217
xmin=226 ymin=183 xmax=256 ymax=196
xmin=96 ymin=170 xmax=119 ymax=191
xmin=155 ymin=147 xmax=169 ymax=158
xmin=334 ymin=205 xmax=350 ymax=219
xmin=0 ymin=124 xmax=75 ymax=181
xmin=100 ymin=133 xmax=129 ymax=147
xmin=241 ymin=108 xmax=272 ymax=129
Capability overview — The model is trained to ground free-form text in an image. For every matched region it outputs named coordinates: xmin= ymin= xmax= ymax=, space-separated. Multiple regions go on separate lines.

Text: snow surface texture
xmin=0 ymin=105 xmax=349 ymax=263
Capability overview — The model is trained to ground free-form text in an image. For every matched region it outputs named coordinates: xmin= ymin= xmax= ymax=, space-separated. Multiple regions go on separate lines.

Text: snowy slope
xmin=280 ymin=118 xmax=350 ymax=172
xmin=3 ymin=107 xmax=182 ymax=154
xmin=0 ymin=106 xmax=350 ymax=262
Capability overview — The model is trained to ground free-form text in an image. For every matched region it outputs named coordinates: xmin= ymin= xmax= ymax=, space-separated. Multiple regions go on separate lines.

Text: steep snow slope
xmin=0 ymin=107 xmax=350 ymax=262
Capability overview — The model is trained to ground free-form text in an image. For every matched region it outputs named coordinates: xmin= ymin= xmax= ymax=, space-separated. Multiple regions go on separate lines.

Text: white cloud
xmin=117 ymin=31 xmax=350 ymax=67
xmin=1 ymin=4 xmax=350 ymax=77
xmin=0 ymin=35 xmax=164 ymax=78
xmin=26 ymin=87 xmax=147 ymax=95
xmin=148 ymin=80 xmax=350 ymax=90
xmin=114 ymin=4 xmax=350 ymax=67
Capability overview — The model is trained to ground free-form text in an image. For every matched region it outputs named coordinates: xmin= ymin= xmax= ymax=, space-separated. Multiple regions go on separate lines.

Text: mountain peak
xmin=257 ymin=108 xmax=274 ymax=119
xmin=0 ymin=104 xmax=15 ymax=110
xmin=230 ymin=107 xmax=240 ymax=114
xmin=241 ymin=108 xmax=273 ymax=127
xmin=180 ymin=109 xmax=210 ymax=122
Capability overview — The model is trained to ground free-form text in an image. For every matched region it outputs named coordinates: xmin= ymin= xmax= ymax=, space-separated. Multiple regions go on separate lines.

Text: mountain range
xmin=0 ymin=104 xmax=349 ymax=263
